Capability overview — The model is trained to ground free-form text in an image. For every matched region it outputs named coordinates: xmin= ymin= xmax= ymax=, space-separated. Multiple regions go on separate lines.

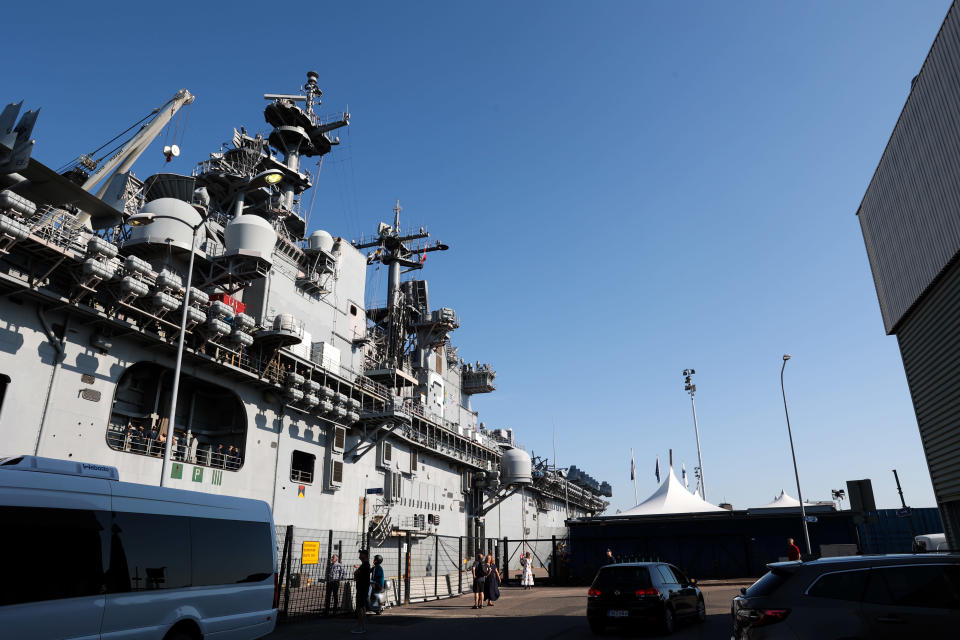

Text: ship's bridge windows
xmin=291 ymin=450 xmax=315 ymax=484
xmin=107 ymin=362 xmax=247 ymax=471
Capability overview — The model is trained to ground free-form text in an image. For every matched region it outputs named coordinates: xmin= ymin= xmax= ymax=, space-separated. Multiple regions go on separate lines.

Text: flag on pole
xmin=655 ymin=455 xmax=661 ymax=483
xmin=682 ymin=463 xmax=688 ymax=488
xmin=630 ymin=449 xmax=636 ymax=481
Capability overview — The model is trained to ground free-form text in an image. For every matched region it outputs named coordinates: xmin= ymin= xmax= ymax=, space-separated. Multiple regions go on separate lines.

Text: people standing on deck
xmin=521 ymin=552 xmax=534 ymax=589
xmin=147 ymin=426 xmax=160 ymax=456
xmin=324 ymin=553 xmax=345 ymax=615
xmin=483 ymin=554 xmax=501 ymax=606
xmin=352 ymin=549 xmax=370 ymax=634
xmin=471 ymin=553 xmax=488 ymax=609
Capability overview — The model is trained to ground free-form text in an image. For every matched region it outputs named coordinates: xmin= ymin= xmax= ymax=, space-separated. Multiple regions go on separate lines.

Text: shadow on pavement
xmin=266 ymin=612 xmax=732 ymax=639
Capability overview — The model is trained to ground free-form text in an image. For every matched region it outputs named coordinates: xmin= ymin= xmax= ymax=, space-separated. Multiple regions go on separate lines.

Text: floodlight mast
xmin=684 ymin=369 xmax=705 ymax=500
xmin=781 ymin=354 xmax=812 ymax=556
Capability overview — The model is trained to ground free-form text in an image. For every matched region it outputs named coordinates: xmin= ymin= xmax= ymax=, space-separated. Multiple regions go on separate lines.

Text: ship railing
xmin=106 ymin=424 xmax=243 ymax=471
xmin=26 ymin=204 xmax=87 ymax=253
xmin=291 ymin=468 xmax=313 ymax=483
xmin=197 ymin=449 xmax=243 ymax=471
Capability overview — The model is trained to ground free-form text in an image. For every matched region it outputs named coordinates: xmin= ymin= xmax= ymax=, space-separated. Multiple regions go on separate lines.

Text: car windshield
xmin=745 ymin=569 xmax=790 ymax=597
xmin=593 ymin=566 xmax=652 ymax=588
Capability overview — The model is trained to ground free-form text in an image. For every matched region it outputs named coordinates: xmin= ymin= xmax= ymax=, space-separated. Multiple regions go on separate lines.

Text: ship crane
xmin=78 ymin=89 xmax=195 ymax=209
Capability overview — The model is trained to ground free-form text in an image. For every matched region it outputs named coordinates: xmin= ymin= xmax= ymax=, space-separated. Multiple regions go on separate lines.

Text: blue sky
xmin=6 ymin=1 xmax=952 ymax=512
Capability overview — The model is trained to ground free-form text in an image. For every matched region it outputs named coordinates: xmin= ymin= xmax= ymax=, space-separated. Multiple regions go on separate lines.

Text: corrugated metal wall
xmin=857 ymin=508 xmax=943 ymax=554
xmin=857 ymin=1 xmax=960 ymax=334
xmin=897 ymin=256 xmax=960 ymax=548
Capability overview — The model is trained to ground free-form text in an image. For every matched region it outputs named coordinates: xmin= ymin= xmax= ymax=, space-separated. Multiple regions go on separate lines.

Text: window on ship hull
xmin=106 ymin=362 xmax=247 ymax=471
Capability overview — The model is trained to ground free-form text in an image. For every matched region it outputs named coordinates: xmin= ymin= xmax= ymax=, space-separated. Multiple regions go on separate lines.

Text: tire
xmin=695 ymin=597 xmax=706 ymax=623
xmin=164 ymin=633 xmax=193 ymax=640
xmin=661 ymin=607 xmax=674 ymax=635
xmin=588 ymin=619 xmax=605 ymax=635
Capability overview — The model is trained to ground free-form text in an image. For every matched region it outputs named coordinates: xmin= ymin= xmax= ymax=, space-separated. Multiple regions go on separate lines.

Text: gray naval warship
xmin=0 ymin=72 xmax=609 ymax=554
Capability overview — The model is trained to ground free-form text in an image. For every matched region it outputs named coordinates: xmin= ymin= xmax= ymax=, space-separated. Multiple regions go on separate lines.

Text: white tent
xmin=749 ymin=489 xmax=835 ymax=513
xmin=614 ymin=467 xmax=726 ymax=516
xmin=751 ymin=489 xmax=801 ymax=510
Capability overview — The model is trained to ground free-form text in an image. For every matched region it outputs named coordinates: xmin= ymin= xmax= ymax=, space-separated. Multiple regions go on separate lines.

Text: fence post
xmin=434 ymin=535 xmax=439 ymax=599
xmin=503 ymin=537 xmax=509 ymax=584
xmin=404 ymin=532 xmax=411 ymax=605
xmin=551 ymin=535 xmax=557 ymax=582
xmin=458 ymin=537 xmax=463 ymax=594
xmin=277 ymin=525 xmax=292 ymax=619
xmin=397 ymin=534 xmax=403 ymax=606
xmin=282 ymin=524 xmax=294 ymax=616
xmin=326 ymin=530 xmax=333 ymax=571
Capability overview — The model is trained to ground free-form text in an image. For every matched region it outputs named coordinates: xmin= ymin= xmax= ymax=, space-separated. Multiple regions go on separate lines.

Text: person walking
xmin=521 ymin=552 xmax=534 ymax=589
xmin=370 ymin=554 xmax=386 ymax=613
xmin=787 ymin=537 xmax=801 ymax=561
xmin=483 ymin=554 xmax=501 ymax=606
xmin=471 ymin=553 xmax=488 ymax=609
xmin=323 ymin=553 xmax=345 ymax=615
xmin=352 ymin=549 xmax=371 ymax=634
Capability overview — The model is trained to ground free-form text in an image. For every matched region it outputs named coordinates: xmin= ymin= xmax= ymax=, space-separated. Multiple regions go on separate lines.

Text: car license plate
xmin=607 ymin=610 xmax=628 ymax=618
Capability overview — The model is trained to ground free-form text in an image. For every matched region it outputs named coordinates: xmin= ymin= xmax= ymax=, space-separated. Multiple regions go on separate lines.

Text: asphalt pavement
xmin=265 ymin=583 xmax=743 ymax=639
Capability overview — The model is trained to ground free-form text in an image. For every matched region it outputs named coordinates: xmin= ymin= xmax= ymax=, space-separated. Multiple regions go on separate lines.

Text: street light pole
xmin=780 ymin=354 xmax=811 ymax=556
xmin=160 ymin=223 xmax=200 ymax=487
xmin=683 ymin=369 xmax=705 ymax=500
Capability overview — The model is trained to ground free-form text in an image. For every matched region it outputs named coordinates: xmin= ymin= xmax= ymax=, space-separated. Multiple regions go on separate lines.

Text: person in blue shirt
xmin=370 ymin=555 xmax=386 ymax=612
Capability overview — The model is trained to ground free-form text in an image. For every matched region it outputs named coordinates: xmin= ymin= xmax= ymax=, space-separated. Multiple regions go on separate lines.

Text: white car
xmin=0 ymin=455 xmax=278 ymax=640
xmin=913 ymin=532 xmax=948 ymax=552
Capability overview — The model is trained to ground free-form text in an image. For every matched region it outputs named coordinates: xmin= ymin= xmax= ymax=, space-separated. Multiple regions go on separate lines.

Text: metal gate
xmin=503 ymin=536 xmax=569 ymax=585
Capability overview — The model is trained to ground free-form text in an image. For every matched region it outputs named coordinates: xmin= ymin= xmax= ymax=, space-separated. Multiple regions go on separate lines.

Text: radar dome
xmin=225 ymin=214 xmax=276 ymax=264
xmin=127 ymin=198 xmax=206 ymax=252
xmin=308 ymin=229 xmax=334 ymax=253
xmin=501 ymin=448 xmax=532 ymax=486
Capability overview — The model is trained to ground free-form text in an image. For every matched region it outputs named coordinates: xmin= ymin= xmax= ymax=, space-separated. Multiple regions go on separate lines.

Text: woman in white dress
xmin=520 ymin=551 xmax=534 ymax=589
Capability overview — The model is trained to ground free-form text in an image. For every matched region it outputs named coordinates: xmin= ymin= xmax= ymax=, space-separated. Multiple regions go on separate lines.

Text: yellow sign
xmin=302 ymin=541 xmax=320 ymax=565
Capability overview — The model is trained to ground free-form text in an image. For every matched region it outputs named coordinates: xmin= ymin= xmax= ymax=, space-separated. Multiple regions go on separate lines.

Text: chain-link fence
xmin=276 ymin=526 xmax=521 ymax=621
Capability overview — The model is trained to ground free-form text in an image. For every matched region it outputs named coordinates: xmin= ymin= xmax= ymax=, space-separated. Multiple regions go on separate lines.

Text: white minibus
xmin=0 ymin=455 xmax=278 ymax=640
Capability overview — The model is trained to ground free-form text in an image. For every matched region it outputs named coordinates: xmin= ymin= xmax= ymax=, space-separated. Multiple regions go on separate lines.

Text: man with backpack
xmin=471 ymin=553 xmax=489 ymax=609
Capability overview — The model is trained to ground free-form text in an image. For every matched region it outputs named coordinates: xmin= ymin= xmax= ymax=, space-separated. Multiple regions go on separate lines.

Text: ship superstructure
xmin=0 ymin=72 xmax=609 ymax=549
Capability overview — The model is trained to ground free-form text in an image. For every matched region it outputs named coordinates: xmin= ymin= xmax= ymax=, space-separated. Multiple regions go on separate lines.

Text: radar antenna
xmin=354 ymin=201 xmax=448 ymax=384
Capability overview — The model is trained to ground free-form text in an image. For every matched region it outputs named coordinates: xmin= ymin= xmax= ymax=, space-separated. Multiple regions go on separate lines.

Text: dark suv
xmin=731 ymin=554 xmax=960 ymax=639
xmin=587 ymin=562 xmax=705 ymax=634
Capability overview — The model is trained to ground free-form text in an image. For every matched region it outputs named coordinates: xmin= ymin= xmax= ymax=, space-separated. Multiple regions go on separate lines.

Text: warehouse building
xmin=857 ymin=0 xmax=960 ymax=547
